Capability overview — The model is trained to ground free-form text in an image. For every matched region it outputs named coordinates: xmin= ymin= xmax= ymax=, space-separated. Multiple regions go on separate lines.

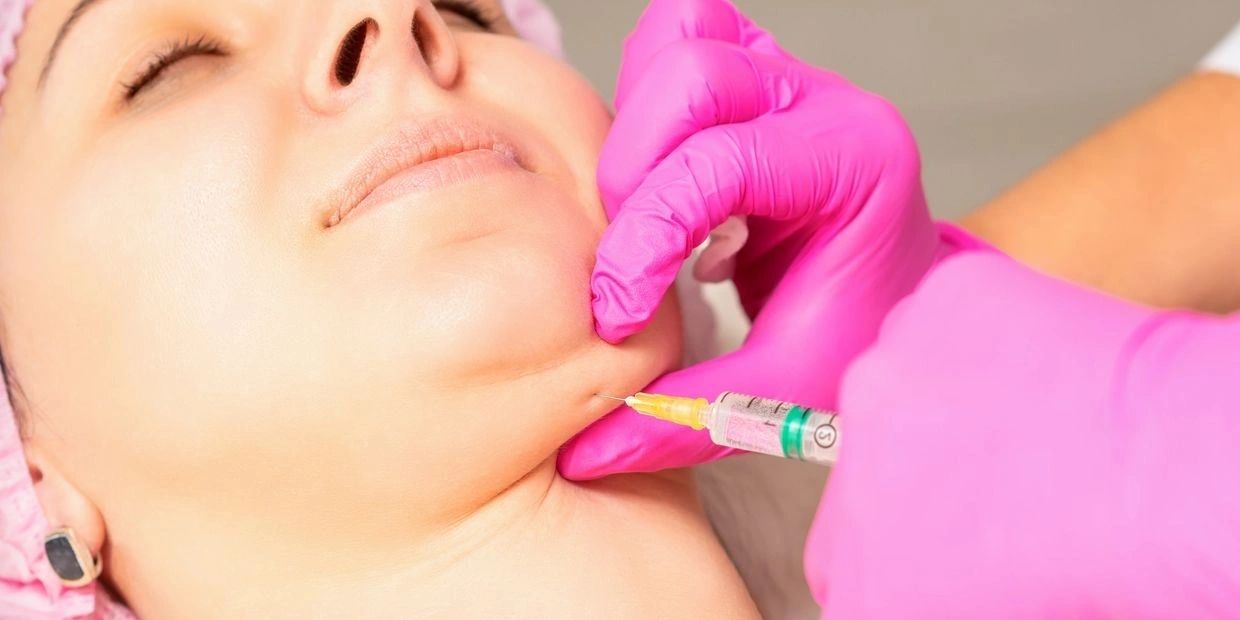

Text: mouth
xmin=326 ymin=116 xmax=528 ymax=228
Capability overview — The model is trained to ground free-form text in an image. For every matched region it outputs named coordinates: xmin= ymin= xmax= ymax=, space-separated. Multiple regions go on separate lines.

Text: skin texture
xmin=0 ymin=0 xmax=757 ymax=617
xmin=964 ymin=71 xmax=1240 ymax=314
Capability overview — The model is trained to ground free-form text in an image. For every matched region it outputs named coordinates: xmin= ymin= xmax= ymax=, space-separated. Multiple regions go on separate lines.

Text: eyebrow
xmin=38 ymin=0 xmax=111 ymax=88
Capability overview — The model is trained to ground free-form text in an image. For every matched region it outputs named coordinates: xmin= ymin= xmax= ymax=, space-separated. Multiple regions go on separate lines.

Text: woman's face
xmin=0 ymin=0 xmax=679 ymax=549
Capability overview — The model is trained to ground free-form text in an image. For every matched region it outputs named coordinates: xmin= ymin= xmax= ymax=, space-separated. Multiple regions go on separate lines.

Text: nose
xmin=301 ymin=0 xmax=462 ymax=114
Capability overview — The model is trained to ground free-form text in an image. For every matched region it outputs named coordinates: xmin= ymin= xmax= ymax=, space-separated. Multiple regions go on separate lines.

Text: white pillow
xmin=1201 ymin=21 xmax=1240 ymax=76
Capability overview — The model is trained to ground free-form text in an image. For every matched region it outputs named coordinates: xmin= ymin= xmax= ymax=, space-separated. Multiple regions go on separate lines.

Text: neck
xmin=108 ymin=459 xmax=757 ymax=618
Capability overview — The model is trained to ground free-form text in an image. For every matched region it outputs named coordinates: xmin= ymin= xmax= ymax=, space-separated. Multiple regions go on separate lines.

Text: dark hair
xmin=0 ymin=346 xmax=28 ymax=438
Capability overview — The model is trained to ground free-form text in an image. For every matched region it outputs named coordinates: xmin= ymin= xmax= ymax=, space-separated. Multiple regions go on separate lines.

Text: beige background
xmin=544 ymin=0 xmax=1237 ymax=219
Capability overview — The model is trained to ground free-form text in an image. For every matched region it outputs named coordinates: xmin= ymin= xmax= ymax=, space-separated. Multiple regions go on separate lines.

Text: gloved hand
xmin=811 ymin=249 xmax=1240 ymax=618
xmin=559 ymin=0 xmax=941 ymax=478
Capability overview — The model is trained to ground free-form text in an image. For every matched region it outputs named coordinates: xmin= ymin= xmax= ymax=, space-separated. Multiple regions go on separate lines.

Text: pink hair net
xmin=0 ymin=1 xmax=562 ymax=617
xmin=0 ymin=0 xmax=32 ymax=119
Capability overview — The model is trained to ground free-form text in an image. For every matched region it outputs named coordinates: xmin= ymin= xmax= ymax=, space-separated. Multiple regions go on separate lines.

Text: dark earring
xmin=43 ymin=528 xmax=102 ymax=587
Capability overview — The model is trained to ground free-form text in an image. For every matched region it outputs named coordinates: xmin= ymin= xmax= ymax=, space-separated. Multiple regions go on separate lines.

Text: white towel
xmin=1201 ymin=21 xmax=1240 ymax=76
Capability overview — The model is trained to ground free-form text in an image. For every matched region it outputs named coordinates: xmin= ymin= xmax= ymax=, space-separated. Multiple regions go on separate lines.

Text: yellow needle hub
xmin=623 ymin=392 xmax=710 ymax=430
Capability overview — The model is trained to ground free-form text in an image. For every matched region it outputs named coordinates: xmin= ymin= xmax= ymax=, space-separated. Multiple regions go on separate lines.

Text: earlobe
xmin=24 ymin=442 xmax=107 ymax=586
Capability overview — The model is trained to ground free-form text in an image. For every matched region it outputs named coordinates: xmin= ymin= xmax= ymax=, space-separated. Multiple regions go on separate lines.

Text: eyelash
xmin=121 ymin=34 xmax=225 ymax=101
xmin=119 ymin=2 xmax=499 ymax=102
xmin=435 ymin=0 xmax=502 ymax=30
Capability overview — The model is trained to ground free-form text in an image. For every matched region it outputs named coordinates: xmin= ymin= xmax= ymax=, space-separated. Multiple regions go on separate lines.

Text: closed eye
xmin=119 ymin=2 xmax=501 ymax=102
xmin=121 ymin=35 xmax=226 ymax=101
xmin=433 ymin=0 xmax=502 ymax=32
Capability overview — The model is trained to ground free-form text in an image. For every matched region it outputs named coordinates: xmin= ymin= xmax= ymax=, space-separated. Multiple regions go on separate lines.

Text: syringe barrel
xmin=706 ymin=392 xmax=839 ymax=466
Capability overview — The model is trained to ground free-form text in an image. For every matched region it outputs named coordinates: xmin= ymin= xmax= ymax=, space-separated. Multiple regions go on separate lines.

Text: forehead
xmin=0 ymin=0 xmax=73 ymax=152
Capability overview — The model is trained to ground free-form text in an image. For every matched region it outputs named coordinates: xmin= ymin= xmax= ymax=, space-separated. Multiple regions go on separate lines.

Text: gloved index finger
xmin=616 ymin=0 xmax=786 ymax=109
xmin=593 ymin=109 xmax=839 ymax=342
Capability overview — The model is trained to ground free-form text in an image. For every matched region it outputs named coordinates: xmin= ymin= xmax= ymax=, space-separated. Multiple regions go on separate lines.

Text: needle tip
xmin=595 ymin=394 xmax=628 ymax=402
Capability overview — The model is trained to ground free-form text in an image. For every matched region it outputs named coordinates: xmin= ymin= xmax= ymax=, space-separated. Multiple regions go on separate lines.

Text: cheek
xmin=458 ymin=39 xmax=614 ymax=222
xmin=1 ymin=103 xmax=302 ymax=494
xmin=322 ymin=173 xmax=602 ymax=386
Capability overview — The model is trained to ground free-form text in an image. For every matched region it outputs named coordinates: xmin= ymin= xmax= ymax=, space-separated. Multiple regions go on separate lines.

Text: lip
xmin=326 ymin=117 xmax=528 ymax=228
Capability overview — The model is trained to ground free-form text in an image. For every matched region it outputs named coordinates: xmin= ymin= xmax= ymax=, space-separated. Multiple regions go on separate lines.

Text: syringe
xmin=599 ymin=392 xmax=839 ymax=466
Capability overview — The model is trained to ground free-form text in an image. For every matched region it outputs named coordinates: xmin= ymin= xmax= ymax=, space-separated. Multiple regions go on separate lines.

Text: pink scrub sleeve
xmin=812 ymin=249 xmax=1240 ymax=618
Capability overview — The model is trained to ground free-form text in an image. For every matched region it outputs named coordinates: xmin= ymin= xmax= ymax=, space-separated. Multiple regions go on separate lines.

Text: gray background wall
xmin=543 ymin=0 xmax=1237 ymax=219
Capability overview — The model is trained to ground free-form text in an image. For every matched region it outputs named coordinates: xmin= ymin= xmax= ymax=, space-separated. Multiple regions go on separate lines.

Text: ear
xmin=23 ymin=441 xmax=106 ymax=559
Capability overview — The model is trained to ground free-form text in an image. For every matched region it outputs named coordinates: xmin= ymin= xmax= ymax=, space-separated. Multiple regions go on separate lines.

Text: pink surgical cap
xmin=0 ymin=1 xmax=562 ymax=617
xmin=0 ymin=0 xmax=32 ymax=118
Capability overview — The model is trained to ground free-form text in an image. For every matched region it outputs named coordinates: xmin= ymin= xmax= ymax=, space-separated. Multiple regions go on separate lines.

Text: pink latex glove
xmin=812 ymin=249 xmax=1240 ymax=618
xmin=559 ymin=0 xmax=941 ymax=478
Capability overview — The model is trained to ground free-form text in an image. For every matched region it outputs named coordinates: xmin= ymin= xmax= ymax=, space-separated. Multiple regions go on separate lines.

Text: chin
xmin=598 ymin=291 xmax=686 ymax=395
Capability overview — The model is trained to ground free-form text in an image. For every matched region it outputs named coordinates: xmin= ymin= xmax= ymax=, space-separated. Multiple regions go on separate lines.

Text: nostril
xmin=411 ymin=9 xmax=436 ymax=68
xmin=409 ymin=7 xmax=460 ymax=89
xmin=334 ymin=18 xmax=375 ymax=87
